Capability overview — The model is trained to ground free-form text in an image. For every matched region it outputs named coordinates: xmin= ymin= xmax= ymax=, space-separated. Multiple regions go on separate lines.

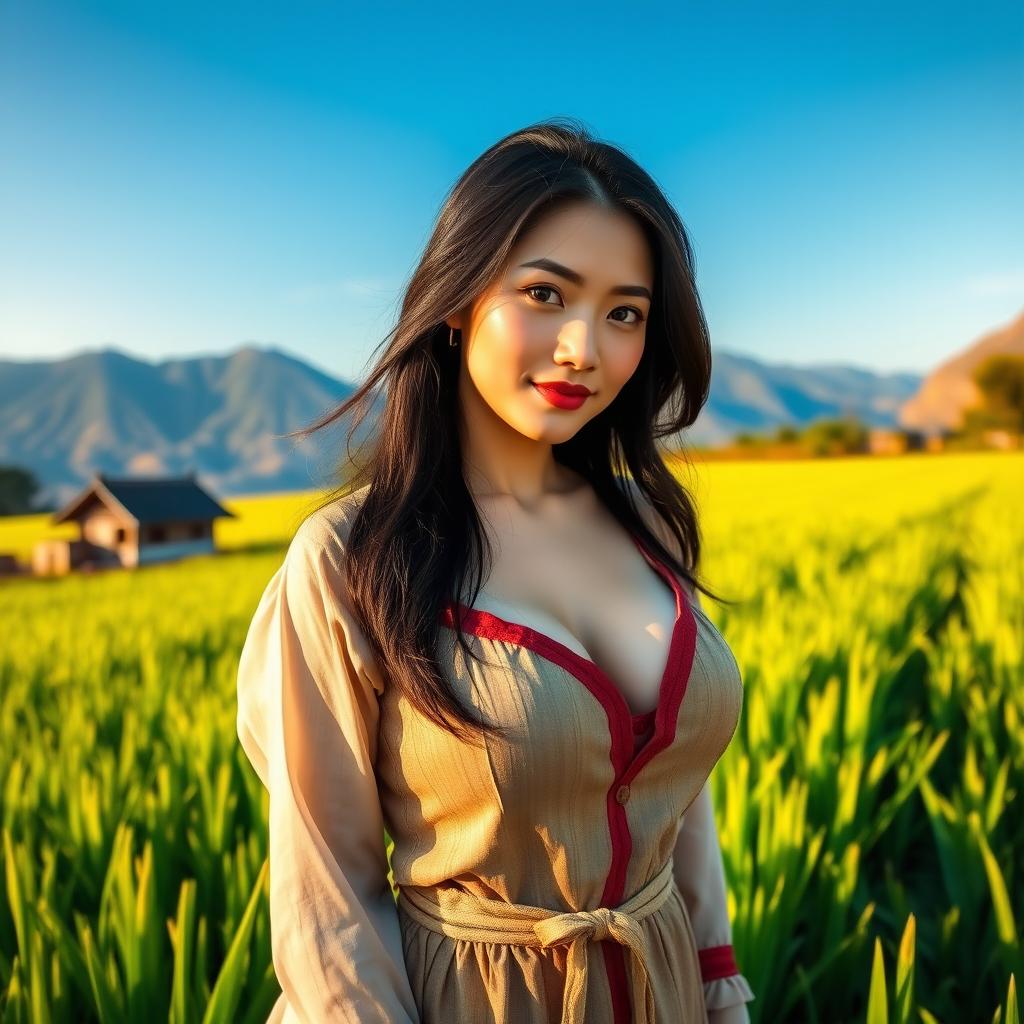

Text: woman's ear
xmin=447 ymin=298 xmax=476 ymax=334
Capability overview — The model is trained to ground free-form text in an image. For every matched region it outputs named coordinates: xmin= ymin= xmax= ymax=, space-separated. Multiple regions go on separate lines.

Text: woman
xmin=236 ymin=118 xmax=755 ymax=1024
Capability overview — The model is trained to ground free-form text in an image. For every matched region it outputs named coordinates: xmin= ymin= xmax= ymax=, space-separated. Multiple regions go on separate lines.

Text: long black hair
xmin=286 ymin=116 xmax=728 ymax=744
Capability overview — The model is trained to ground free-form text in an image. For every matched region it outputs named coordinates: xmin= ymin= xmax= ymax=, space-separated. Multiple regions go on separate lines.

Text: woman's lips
xmin=532 ymin=382 xmax=590 ymax=410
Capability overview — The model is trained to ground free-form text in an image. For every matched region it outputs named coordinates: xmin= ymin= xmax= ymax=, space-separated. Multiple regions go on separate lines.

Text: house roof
xmin=52 ymin=472 xmax=237 ymax=525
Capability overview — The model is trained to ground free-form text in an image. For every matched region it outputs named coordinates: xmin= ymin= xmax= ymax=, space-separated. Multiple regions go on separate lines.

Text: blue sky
xmin=1 ymin=0 xmax=1021 ymax=383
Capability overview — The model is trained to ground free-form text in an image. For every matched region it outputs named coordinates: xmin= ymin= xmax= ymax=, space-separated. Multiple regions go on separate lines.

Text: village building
xmin=32 ymin=472 xmax=235 ymax=575
xmin=866 ymin=427 xmax=929 ymax=455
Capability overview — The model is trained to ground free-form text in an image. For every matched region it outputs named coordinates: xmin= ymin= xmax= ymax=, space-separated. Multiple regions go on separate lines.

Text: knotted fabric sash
xmin=397 ymin=857 xmax=676 ymax=1024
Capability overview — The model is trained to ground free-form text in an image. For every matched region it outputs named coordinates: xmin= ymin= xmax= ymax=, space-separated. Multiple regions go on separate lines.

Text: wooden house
xmin=867 ymin=428 xmax=927 ymax=455
xmin=32 ymin=472 xmax=236 ymax=575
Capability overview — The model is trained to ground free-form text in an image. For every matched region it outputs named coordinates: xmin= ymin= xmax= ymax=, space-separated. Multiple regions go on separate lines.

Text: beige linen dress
xmin=236 ymin=483 xmax=755 ymax=1023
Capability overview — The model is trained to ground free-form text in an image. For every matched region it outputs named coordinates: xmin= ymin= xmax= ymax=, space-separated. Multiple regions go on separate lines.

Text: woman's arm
xmin=672 ymin=779 xmax=755 ymax=1020
xmin=236 ymin=513 xmax=420 ymax=1023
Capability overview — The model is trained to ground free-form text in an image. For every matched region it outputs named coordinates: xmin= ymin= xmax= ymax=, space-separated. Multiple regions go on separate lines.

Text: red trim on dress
xmin=698 ymin=944 xmax=740 ymax=981
xmin=437 ymin=531 xmax=700 ymax=1024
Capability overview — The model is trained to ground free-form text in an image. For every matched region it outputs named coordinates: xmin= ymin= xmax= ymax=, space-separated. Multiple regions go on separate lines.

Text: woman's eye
xmin=611 ymin=306 xmax=646 ymax=325
xmin=524 ymin=285 xmax=646 ymax=326
xmin=524 ymin=285 xmax=562 ymax=306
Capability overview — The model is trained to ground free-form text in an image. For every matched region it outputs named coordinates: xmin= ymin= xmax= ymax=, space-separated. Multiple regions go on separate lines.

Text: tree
xmin=0 ymin=466 xmax=43 ymax=516
xmin=803 ymin=416 xmax=869 ymax=456
xmin=971 ymin=354 xmax=1024 ymax=433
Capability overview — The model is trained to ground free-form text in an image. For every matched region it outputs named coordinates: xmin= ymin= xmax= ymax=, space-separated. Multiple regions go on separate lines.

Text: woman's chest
xmin=378 ymin=603 xmax=745 ymax=847
xmin=465 ymin=512 xmax=682 ymax=717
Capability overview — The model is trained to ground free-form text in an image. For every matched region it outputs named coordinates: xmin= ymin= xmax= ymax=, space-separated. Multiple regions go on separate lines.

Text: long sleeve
xmin=672 ymin=779 xmax=755 ymax=1017
xmin=236 ymin=512 xmax=420 ymax=1024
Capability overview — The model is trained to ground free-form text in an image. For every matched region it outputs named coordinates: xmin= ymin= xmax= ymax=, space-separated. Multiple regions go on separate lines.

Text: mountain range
xmin=1 ymin=311 xmax=1019 ymax=509
xmin=0 ymin=346 xmax=367 ymax=508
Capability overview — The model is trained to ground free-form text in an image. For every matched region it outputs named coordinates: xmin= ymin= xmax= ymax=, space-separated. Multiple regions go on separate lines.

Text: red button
xmin=615 ymin=784 xmax=630 ymax=804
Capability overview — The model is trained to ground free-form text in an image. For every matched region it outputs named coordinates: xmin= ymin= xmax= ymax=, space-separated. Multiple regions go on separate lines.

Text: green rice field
xmin=1 ymin=451 xmax=1020 ymax=1022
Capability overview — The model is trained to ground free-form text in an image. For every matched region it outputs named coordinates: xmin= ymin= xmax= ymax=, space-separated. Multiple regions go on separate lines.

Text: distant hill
xmin=0 ymin=345 xmax=376 ymax=508
xmin=679 ymin=350 xmax=921 ymax=448
xmin=899 ymin=309 xmax=1024 ymax=435
xmin=0 ymin=343 xmax=923 ymax=509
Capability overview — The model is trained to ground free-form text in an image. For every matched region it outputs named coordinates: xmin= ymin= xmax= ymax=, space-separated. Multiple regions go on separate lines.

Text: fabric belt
xmin=397 ymin=857 xmax=676 ymax=1024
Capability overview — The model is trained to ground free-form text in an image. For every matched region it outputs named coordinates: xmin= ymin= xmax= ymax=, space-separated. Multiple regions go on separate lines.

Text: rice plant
xmin=1 ymin=451 xmax=1020 ymax=1022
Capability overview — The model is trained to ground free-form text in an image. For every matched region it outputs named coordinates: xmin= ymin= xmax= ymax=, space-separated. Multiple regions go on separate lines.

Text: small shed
xmin=33 ymin=471 xmax=236 ymax=575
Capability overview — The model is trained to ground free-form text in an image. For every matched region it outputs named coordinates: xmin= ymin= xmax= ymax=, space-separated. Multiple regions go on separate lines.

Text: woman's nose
xmin=554 ymin=318 xmax=598 ymax=367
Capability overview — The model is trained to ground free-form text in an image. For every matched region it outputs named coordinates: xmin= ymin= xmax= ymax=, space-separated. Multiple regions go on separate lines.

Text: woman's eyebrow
xmin=517 ymin=257 xmax=652 ymax=301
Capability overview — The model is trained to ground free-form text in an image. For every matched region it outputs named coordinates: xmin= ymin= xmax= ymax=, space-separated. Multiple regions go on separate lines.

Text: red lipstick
xmin=531 ymin=380 xmax=593 ymax=410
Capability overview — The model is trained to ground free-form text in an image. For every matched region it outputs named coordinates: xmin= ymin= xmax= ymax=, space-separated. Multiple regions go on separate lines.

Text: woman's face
xmin=451 ymin=200 xmax=654 ymax=446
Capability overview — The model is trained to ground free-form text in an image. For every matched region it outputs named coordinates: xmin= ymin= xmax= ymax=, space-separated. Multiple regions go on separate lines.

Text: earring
xmin=449 ymin=326 xmax=459 ymax=347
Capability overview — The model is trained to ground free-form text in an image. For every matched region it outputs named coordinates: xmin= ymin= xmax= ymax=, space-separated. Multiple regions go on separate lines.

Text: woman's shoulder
xmin=282 ymin=484 xmax=383 ymax=655
xmin=618 ymin=475 xmax=699 ymax=603
xmin=293 ymin=483 xmax=372 ymax=555
xmin=618 ymin=476 xmax=679 ymax=551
